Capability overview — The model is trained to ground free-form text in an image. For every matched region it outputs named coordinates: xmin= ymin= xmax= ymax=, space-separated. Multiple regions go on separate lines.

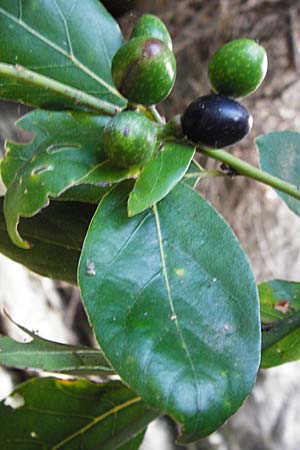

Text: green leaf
xmin=257 ymin=131 xmax=300 ymax=216
xmin=1 ymin=109 xmax=139 ymax=248
xmin=128 ymin=142 xmax=195 ymax=217
xmin=78 ymin=181 xmax=260 ymax=443
xmin=0 ymin=197 xmax=95 ymax=283
xmin=0 ymin=316 xmax=112 ymax=375
xmin=260 ymin=279 xmax=300 ymax=368
xmin=0 ymin=377 xmax=156 ymax=450
xmin=0 ymin=0 xmax=126 ymax=109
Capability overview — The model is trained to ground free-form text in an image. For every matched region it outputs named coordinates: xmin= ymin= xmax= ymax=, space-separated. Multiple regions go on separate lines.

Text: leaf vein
xmin=103 ymin=211 xmax=152 ymax=268
xmin=0 ymin=6 xmax=122 ymax=99
xmin=51 ymin=396 xmax=142 ymax=450
xmin=52 ymin=0 xmax=74 ymax=56
xmin=153 ymin=203 xmax=201 ymax=431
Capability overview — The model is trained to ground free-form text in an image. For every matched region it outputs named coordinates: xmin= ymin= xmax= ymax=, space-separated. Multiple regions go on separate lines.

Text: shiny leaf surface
xmin=79 ymin=181 xmax=260 ymax=443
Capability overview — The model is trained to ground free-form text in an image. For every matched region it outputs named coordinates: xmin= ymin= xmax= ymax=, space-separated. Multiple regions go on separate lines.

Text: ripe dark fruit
xmin=131 ymin=14 xmax=173 ymax=50
xmin=112 ymin=37 xmax=176 ymax=106
xmin=103 ymin=111 xmax=157 ymax=168
xmin=181 ymin=95 xmax=253 ymax=149
xmin=208 ymin=39 xmax=268 ymax=98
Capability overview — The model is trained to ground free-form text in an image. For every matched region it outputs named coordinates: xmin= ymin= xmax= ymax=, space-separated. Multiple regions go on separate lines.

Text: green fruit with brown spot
xmin=103 ymin=111 xmax=157 ymax=168
xmin=208 ymin=39 xmax=268 ymax=98
xmin=111 ymin=37 xmax=176 ymax=106
xmin=131 ymin=14 xmax=172 ymax=50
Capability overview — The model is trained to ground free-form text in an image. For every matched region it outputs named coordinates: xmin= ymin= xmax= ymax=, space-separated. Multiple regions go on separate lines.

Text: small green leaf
xmin=1 ymin=109 xmax=139 ymax=248
xmin=257 ymin=131 xmax=300 ymax=216
xmin=260 ymin=279 xmax=300 ymax=368
xmin=79 ymin=181 xmax=260 ymax=443
xmin=0 ymin=0 xmax=126 ymax=109
xmin=0 ymin=197 xmax=95 ymax=283
xmin=0 ymin=316 xmax=112 ymax=375
xmin=128 ymin=142 xmax=195 ymax=216
xmin=0 ymin=377 xmax=156 ymax=450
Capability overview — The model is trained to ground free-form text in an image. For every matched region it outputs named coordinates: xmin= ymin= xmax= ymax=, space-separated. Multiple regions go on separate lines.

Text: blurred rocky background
xmin=1 ymin=1 xmax=300 ymax=449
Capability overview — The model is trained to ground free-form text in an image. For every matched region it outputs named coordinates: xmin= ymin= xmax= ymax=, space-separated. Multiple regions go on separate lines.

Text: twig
xmin=0 ymin=63 xmax=124 ymax=115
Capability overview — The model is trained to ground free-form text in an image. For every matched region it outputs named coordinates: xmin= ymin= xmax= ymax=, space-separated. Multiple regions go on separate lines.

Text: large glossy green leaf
xmin=260 ymin=279 xmax=300 ymax=368
xmin=1 ymin=109 xmax=139 ymax=248
xmin=78 ymin=181 xmax=261 ymax=443
xmin=0 ymin=318 xmax=112 ymax=375
xmin=0 ymin=0 xmax=126 ymax=109
xmin=0 ymin=377 xmax=155 ymax=449
xmin=257 ymin=131 xmax=300 ymax=216
xmin=128 ymin=142 xmax=195 ymax=217
xmin=0 ymin=197 xmax=95 ymax=283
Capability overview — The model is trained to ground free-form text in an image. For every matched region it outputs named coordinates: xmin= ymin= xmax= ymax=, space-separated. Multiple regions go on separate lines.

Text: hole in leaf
xmin=47 ymin=143 xmax=80 ymax=153
xmin=31 ymin=165 xmax=53 ymax=176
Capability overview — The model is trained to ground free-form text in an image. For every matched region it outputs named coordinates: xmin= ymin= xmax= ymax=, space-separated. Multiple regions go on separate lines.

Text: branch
xmin=200 ymin=148 xmax=300 ymax=201
xmin=0 ymin=63 xmax=123 ymax=116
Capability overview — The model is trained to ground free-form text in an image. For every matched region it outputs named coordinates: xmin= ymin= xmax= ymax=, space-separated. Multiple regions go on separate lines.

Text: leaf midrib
xmin=0 ymin=5 xmax=122 ymax=100
xmin=152 ymin=203 xmax=201 ymax=430
xmin=51 ymin=396 xmax=142 ymax=450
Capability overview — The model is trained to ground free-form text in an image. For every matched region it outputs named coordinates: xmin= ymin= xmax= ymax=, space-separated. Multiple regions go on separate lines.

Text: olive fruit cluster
xmin=105 ymin=25 xmax=268 ymax=169
xmin=182 ymin=39 xmax=268 ymax=149
xmin=104 ymin=14 xmax=176 ymax=170
xmin=112 ymin=14 xmax=176 ymax=106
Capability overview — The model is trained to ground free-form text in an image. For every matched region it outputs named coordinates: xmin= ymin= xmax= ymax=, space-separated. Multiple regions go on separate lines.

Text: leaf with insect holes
xmin=260 ymin=279 xmax=300 ymax=368
xmin=0 ymin=377 xmax=156 ymax=450
xmin=0 ymin=0 xmax=126 ymax=110
xmin=1 ymin=109 xmax=139 ymax=249
xmin=79 ymin=180 xmax=260 ymax=443
xmin=257 ymin=131 xmax=300 ymax=217
xmin=128 ymin=142 xmax=195 ymax=217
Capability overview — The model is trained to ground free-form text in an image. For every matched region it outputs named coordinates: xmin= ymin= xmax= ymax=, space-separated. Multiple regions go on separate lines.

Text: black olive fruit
xmin=181 ymin=95 xmax=253 ymax=149
xmin=111 ymin=37 xmax=176 ymax=106
xmin=131 ymin=14 xmax=173 ymax=50
xmin=208 ymin=39 xmax=268 ymax=98
xmin=103 ymin=111 xmax=157 ymax=168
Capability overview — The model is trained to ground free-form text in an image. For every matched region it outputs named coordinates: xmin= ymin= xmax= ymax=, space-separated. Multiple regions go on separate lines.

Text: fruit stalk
xmin=0 ymin=62 xmax=123 ymax=116
xmin=201 ymin=147 xmax=300 ymax=201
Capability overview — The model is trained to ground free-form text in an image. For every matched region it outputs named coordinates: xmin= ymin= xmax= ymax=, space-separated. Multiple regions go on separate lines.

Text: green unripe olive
xmin=208 ymin=39 xmax=268 ymax=98
xmin=131 ymin=14 xmax=173 ymax=51
xmin=112 ymin=37 xmax=176 ymax=106
xmin=103 ymin=111 xmax=157 ymax=168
